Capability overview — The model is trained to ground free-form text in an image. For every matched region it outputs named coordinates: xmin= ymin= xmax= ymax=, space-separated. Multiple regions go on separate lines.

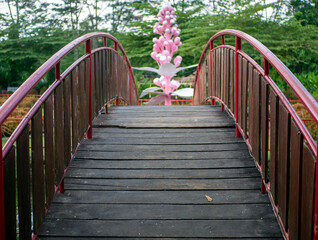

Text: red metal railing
xmin=193 ymin=29 xmax=318 ymax=240
xmin=0 ymin=32 xmax=138 ymax=240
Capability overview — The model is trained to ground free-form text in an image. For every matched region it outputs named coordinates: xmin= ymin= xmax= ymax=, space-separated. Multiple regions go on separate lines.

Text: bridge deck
xmin=38 ymin=105 xmax=283 ymax=239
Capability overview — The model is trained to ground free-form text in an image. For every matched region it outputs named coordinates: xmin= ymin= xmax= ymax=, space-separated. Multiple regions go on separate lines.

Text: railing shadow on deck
xmin=193 ymin=29 xmax=318 ymax=240
xmin=0 ymin=32 xmax=138 ymax=240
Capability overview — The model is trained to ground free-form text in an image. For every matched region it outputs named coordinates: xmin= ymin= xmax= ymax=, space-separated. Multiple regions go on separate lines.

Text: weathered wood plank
xmin=277 ymin=102 xmax=290 ymax=229
xmin=242 ymin=57 xmax=248 ymax=136
xmin=46 ymin=203 xmax=275 ymax=220
xmin=69 ymin=158 xmax=255 ymax=169
xmin=288 ymin=119 xmax=302 ymax=240
xmin=17 ymin=125 xmax=31 ymax=240
xmin=54 ymin=83 xmax=64 ymax=184
xmin=52 ymin=189 xmax=271 ymax=204
xmin=65 ymin=178 xmax=261 ymax=190
xmin=71 ymin=68 xmax=79 ymax=150
xmin=39 ymin=219 xmax=282 ymax=238
xmin=300 ymin=142 xmax=315 ymax=240
xmin=74 ymin=150 xmax=251 ymax=160
xmin=3 ymin=147 xmax=16 ymax=240
xmin=31 ymin=107 xmax=45 ymax=232
xmin=66 ymin=168 xmax=259 ymax=179
xmin=261 ymin=77 xmax=269 ymax=181
xmin=44 ymin=94 xmax=55 ymax=206
xmin=64 ymin=75 xmax=71 ymax=166
xmin=270 ymin=89 xmax=279 ymax=204
xmin=78 ymin=142 xmax=247 ymax=152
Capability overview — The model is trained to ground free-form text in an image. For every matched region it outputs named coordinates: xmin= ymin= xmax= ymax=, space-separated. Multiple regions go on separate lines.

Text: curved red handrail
xmin=194 ymin=29 xmax=318 ymax=155
xmin=0 ymin=32 xmax=137 ymax=125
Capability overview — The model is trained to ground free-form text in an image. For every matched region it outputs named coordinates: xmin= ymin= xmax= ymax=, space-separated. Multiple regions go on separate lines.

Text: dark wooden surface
xmin=38 ymin=105 xmax=282 ymax=239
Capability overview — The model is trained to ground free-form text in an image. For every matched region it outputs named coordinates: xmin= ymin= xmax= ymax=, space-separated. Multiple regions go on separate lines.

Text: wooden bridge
xmin=0 ymin=30 xmax=317 ymax=240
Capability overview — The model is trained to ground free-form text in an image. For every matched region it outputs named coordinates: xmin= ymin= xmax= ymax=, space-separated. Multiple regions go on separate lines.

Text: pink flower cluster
xmin=151 ymin=5 xmax=182 ymax=67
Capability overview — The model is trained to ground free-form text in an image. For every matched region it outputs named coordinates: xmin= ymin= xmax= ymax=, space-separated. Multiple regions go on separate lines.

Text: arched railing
xmin=193 ymin=29 xmax=318 ymax=240
xmin=0 ymin=32 xmax=138 ymax=240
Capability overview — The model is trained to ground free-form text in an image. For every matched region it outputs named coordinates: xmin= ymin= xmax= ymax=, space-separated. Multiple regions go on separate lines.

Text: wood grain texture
xmin=64 ymin=76 xmax=71 ymax=166
xmin=3 ymin=147 xmax=16 ymax=240
xmin=54 ymin=83 xmax=64 ymax=184
xmin=38 ymin=105 xmax=282 ymax=239
xmin=300 ymin=142 xmax=315 ymax=240
xmin=270 ymin=89 xmax=279 ymax=204
xmin=31 ymin=107 xmax=45 ymax=232
xmin=261 ymin=77 xmax=269 ymax=181
xmin=17 ymin=125 xmax=31 ymax=240
xmin=277 ymin=102 xmax=290 ymax=229
xmin=44 ymin=94 xmax=55 ymax=206
xmin=289 ymin=119 xmax=302 ymax=240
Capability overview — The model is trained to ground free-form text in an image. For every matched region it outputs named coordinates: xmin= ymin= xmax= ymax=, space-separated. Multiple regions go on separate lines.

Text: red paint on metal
xmin=221 ymin=104 xmax=224 ymax=112
xmin=103 ymin=37 xmax=107 ymax=47
xmin=221 ymin=35 xmax=225 ymax=45
xmin=235 ymin=37 xmax=241 ymax=138
xmin=210 ymin=41 xmax=215 ymax=105
xmin=0 ymin=130 xmax=5 ymax=240
xmin=264 ymin=58 xmax=269 ymax=76
xmin=105 ymin=104 xmax=108 ymax=114
xmin=55 ymin=62 xmax=61 ymax=81
xmin=261 ymin=178 xmax=266 ymax=194
xmin=60 ymin=179 xmax=65 ymax=194
xmin=86 ymin=39 xmax=93 ymax=139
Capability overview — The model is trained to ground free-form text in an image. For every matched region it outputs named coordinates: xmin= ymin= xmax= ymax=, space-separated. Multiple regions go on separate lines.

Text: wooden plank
xmin=17 ymin=125 xmax=31 ymax=240
xmin=220 ymin=48 xmax=224 ymax=101
xmin=66 ymin=168 xmax=260 ymax=179
xmin=270 ymin=89 xmax=278 ymax=204
xmin=54 ymin=83 xmax=64 ymax=184
xmin=38 ymin=219 xmax=282 ymax=238
xmin=261 ymin=77 xmax=269 ymax=181
xmin=64 ymin=75 xmax=71 ymax=166
xmin=230 ymin=49 xmax=235 ymax=112
xmin=215 ymin=48 xmax=220 ymax=98
xmin=91 ymin=52 xmax=96 ymax=117
xmin=224 ymin=48 xmax=230 ymax=105
xmin=242 ymin=58 xmax=248 ymax=136
xmin=288 ymin=119 xmax=302 ymax=240
xmin=78 ymin=142 xmax=246 ymax=152
xmin=65 ymin=178 xmax=261 ymax=191
xmin=251 ymin=69 xmax=261 ymax=163
xmin=31 ymin=107 xmax=45 ymax=232
xmin=300 ymin=142 xmax=315 ymax=240
xmin=85 ymin=58 xmax=90 ymax=129
xmin=238 ymin=55 xmax=242 ymax=127
xmin=78 ymin=61 xmax=85 ymax=137
xmin=74 ymin=150 xmax=251 ymax=160
xmin=277 ymin=102 xmax=290 ymax=229
xmin=81 ymin=136 xmax=243 ymax=145
xmin=44 ymin=94 xmax=55 ymax=206
xmin=53 ymin=190 xmax=271 ymax=205
xmin=46 ymin=203 xmax=276 ymax=220
xmin=248 ymin=63 xmax=253 ymax=143
xmin=69 ymin=158 xmax=254 ymax=169
xmin=3 ymin=146 xmax=16 ymax=240
xmin=71 ymin=68 xmax=79 ymax=151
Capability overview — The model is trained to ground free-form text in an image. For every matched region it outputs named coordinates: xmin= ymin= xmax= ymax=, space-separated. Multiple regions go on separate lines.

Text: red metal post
xmin=264 ymin=58 xmax=269 ymax=76
xmin=210 ymin=41 xmax=215 ymax=105
xmin=221 ymin=35 xmax=225 ymax=45
xmin=261 ymin=177 xmax=266 ymax=194
xmin=235 ymin=37 xmax=242 ymax=138
xmin=0 ymin=128 xmax=5 ymax=240
xmin=55 ymin=62 xmax=61 ymax=81
xmin=60 ymin=179 xmax=65 ymax=194
xmin=105 ymin=104 xmax=108 ymax=114
xmin=86 ymin=39 xmax=93 ymax=139
xmin=114 ymin=42 xmax=119 ymax=106
xmin=103 ymin=37 xmax=107 ymax=47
